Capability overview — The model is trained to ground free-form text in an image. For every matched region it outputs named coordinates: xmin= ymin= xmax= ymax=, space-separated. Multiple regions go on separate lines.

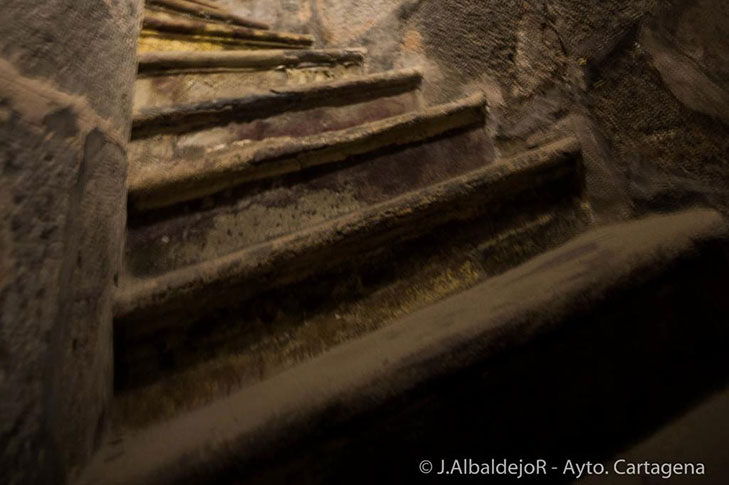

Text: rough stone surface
xmin=232 ymin=0 xmax=729 ymax=220
xmin=114 ymin=201 xmax=588 ymax=426
xmin=138 ymin=9 xmax=312 ymax=53
xmin=146 ymin=0 xmax=270 ymax=30
xmin=0 ymin=1 xmax=142 ymax=482
xmin=128 ymin=90 xmax=483 ymax=211
xmin=4 ymin=0 xmax=724 ymax=481
xmin=80 ymin=209 xmax=729 ymax=484
xmin=134 ymin=48 xmax=366 ymax=109
xmin=113 ymin=137 xmax=581 ymax=407
xmin=130 ymin=67 xmax=423 ymax=138
xmin=116 ymin=137 xmax=574 ymax=358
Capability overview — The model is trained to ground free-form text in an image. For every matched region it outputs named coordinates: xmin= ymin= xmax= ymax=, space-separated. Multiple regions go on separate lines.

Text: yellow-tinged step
xmin=138 ymin=10 xmax=313 ymax=53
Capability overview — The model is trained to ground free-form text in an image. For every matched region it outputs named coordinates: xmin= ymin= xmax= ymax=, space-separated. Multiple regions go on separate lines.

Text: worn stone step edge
xmin=131 ymin=67 xmax=423 ymax=137
xmin=137 ymin=48 xmax=367 ymax=75
xmin=178 ymin=0 xmax=225 ymax=13
xmin=84 ymin=209 xmax=729 ymax=485
xmin=146 ymin=0 xmax=270 ymax=30
xmin=129 ymin=88 xmax=475 ymax=210
xmin=142 ymin=12 xmax=312 ymax=48
xmin=117 ymin=136 xmax=581 ymax=324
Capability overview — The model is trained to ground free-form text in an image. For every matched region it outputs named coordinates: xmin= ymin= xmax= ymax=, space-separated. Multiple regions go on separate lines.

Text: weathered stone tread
xmin=181 ymin=0 xmax=224 ymax=12
xmin=146 ymin=0 xmax=269 ymax=30
xmin=142 ymin=12 xmax=312 ymax=48
xmin=118 ymin=136 xmax=580 ymax=323
xmin=137 ymin=48 xmax=367 ymax=75
xmin=129 ymin=89 xmax=480 ymax=210
xmin=85 ymin=209 xmax=729 ymax=485
xmin=131 ymin=67 xmax=423 ymax=134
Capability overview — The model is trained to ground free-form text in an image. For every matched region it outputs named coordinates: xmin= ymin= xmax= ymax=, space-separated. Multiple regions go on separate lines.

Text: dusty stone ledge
xmin=131 ymin=67 xmax=422 ymax=136
xmin=142 ymin=12 xmax=311 ymax=47
xmin=137 ymin=31 xmax=304 ymax=54
xmin=129 ymin=88 xmax=479 ymax=210
xmin=180 ymin=0 xmax=223 ymax=12
xmin=137 ymin=48 xmax=367 ymax=75
xmin=146 ymin=0 xmax=269 ymax=30
xmin=117 ymin=136 xmax=579 ymax=327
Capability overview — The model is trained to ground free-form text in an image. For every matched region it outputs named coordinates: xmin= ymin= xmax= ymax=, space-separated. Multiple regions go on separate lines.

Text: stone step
xmin=139 ymin=10 xmax=313 ymax=53
xmin=145 ymin=0 xmax=269 ymax=30
xmin=181 ymin=0 xmax=225 ymax=12
xmin=114 ymin=136 xmax=585 ymax=408
xmin=131 ymin=67 xmax=422 ymax=136
xmin=135 ymin=48 xmax=367 ymax=110
xmin=115 ymin=201 xmax=590 ymax=422
xmin=129 ymin=68 xmax=426 ymax=196
xmin=137 ymin=47 xmax=367 ymax=75
xmin=82 ymin=209 xmax=729 ymax=484
xmin=117 ymin=137 xmax=578 ymax=336
xmin=128 ymin=88 xmax=477 ymax=213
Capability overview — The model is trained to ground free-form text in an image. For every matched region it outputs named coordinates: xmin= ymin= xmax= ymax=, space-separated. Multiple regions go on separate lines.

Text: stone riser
xmin=124 ymin=121 xmax=492 ymax=278
xmin=116 ymin=138 xmax=580 ymax=336
xmin=127 ymin=92 xmax=479 ymax=212
xmin=137 ymin=48 xmax=367 ymax=75
xmin=138 ymin=32 xmax=308 ymax=53
xmin=135 ymin=65 xmax=364 ymax=111
xmin=134 ymin=49 xmax=367 ymax=110
xmin=129 ymin=89 xmax=422 ymax=181
xmin=146 ymin=0 xmax=270 ymax=30
xmin=115 ymin=184 xmax=587 ymax=400
xmin=134 ymin=65 xmax=362 ymax=111
xmin=138 ymin=10 xmax=311 ymax=54
xmin=131 ymin=68 xmax=423 ymax=138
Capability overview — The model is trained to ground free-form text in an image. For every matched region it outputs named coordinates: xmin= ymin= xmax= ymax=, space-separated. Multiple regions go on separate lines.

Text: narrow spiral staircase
xmin=79 ymin=1 xmax=729 ymax=483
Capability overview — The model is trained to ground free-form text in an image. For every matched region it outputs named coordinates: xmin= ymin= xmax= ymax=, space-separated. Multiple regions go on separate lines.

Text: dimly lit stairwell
xmin=107 ymin=0 xmax=588 ymax=427
xmin=77 ymin=1 xmax=729 ymax=484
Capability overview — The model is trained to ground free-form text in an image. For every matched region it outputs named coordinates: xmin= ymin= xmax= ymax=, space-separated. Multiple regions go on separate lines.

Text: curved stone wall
xmin=233 ymin=0 xmax=729 ymax=220
xmin=0 ymin=1 xmax=143 ymax=482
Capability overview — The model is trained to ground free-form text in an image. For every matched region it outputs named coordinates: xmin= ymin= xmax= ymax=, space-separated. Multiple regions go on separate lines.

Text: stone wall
xmin=230 ymin=0 xmax=729 ymax=221
xmin=0 ymin=1 xmax=142 ymax=482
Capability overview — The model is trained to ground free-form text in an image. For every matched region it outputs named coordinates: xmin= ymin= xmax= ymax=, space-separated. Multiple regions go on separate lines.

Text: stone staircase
xmin=79 ymin=2 xmax=729 ymax=484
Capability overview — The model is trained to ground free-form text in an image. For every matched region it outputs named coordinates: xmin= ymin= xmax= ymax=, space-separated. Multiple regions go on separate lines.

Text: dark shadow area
xmin=208 ymin=240 xmax=729 ymax=484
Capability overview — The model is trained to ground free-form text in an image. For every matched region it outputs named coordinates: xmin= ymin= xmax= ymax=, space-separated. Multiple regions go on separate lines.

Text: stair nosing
xmin=117 ymin=135 xmax=580 ymax=321
xmin=146 ymin=0 xmax=270 ymax=30
xmin=129 ymin=87 xmax=474 ymax=209
xmin=174 ymin=0 xmax=225 ymax=13
xmin=137 ymin=48 xmax=367 ymax=75
xmin=131 ymin=66 xmax=424 ymax=139
xmin=141 ymin=13 xmax=312 ymax=47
